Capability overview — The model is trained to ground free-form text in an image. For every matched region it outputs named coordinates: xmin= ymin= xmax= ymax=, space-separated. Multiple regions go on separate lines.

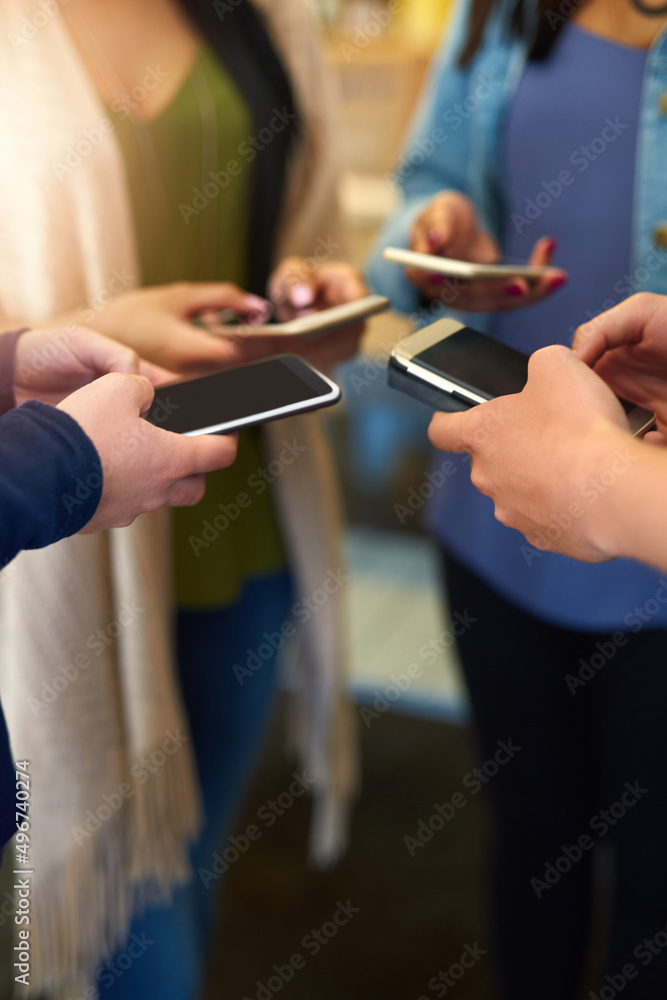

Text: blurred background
xmin=207 ymin=3 xmax=498 ymax=998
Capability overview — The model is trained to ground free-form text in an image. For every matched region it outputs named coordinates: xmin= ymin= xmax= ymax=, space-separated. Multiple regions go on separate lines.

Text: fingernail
xmin=549 ymin=276 xmax=567 ymax=292
xmin=429 ymin=274 xmax=446 ymax=285
xmin=428 ymin=231 xmax=445 ymax=249
xmin=289 ymin=284 xmax=315 ymax=308
xmin=244 ymin=294 xmax=270 ymax=310
xmin=506 ymin=282 xmax=525 ymax=297
xmin=545 ymin=237 xmax=557 ymax=255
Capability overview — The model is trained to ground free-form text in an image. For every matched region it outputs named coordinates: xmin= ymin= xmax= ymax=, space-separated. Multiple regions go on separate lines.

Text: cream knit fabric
xmin=0 ymin=0 xmax=355 ymax=994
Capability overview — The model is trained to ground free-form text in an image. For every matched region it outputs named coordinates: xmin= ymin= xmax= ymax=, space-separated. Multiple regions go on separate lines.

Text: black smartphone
xmin=389 ymin=318 xmax=656 ymax=436
xmin=146 ymin=354 xmax=341 ymax=435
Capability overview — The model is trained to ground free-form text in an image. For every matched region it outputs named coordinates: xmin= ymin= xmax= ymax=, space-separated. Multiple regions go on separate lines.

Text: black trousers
xmin=442 ymin=549 xmax=667 ymax=1000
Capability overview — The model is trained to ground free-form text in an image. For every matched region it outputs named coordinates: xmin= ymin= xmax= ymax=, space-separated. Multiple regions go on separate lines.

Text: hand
xmin=12 ymin=326 xmax=168 ymax=407
xmin=427 ymin=345 xmax=636 ymax=562
xmin=266 ymin=257 xmax=368 ymax=369
xmin=573 ymin=292 xmax=667 ymax=433
xmin=57 ymin=373 xmax=238 ymax=532
xmin=71 ymin=282 xmax=272 ymax=374
xmin=408 ymin=190 xmax=567 ymax=311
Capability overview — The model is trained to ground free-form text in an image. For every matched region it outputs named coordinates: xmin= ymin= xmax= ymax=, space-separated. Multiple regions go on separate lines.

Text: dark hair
xmin=458 ymin=0 xmax=583 ymax=66
xmin=175 ymin=0 xmax=299 ymax=293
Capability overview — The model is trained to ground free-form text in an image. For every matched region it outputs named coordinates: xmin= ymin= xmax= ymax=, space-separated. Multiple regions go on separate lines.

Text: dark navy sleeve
xmin=0 ymin=400 xmax=103 ymax=569
xmin=0 ymin=399 xmax=103 ymax=850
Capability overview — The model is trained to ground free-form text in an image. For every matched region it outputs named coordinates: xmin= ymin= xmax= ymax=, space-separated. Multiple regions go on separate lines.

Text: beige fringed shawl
xmin=0 ymin=0 xmax=356 ymax=995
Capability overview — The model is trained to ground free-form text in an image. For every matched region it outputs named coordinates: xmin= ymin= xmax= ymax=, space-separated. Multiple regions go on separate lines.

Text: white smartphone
xmin=389 ymin=318 xmax=657 ymax=437
xmin=206 ymin=294 xmax=390 ymax=337
xmin=383 ymin=246 xmax=551 ymax=281
xmin=146 ymin=355 xmax=341 ymax=436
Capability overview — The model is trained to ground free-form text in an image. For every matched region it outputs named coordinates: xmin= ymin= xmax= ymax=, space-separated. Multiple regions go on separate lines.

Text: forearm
xmin=585 ymin=435 xmax=667 ymax=572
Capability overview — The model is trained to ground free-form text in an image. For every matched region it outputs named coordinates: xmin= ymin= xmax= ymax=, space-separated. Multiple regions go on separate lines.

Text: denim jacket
xmin=367 ymin=1 xmax=667 ymax=631
xmin=367 ymin=0 xmax=667 ymax=322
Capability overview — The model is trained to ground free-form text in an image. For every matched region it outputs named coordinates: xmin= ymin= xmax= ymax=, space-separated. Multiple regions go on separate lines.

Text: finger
xmin=179 ymin=431 xmax=239 ymax=475
xmin=427 ymin=409 xmax=473 ymax=454
xmin=73 ymin=328 xmax=142 ymax=377
xmin=412 ymin=202 xmax=454 ymax=256
xmin=644 ymin=430 xmax=667 ymax=447
xmin=161 ymin=321 xmax=246 ymax=372
xmin=125 ymin=373 xmax=156 ymax=416
xmin=171 ymin=281 xmax=270 ymax=321
xmin=138 ymin=359 xmax=179 ymax=386
xmin=528 ymin=235 xmax=557 ymax=267
xmin=572 ymin=293 xmax=662 ymax=366
xmin=312 ymin=266 xmax=367 ymax=308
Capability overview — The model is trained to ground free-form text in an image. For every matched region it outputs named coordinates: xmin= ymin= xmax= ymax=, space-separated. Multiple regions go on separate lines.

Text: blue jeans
xmin=98 ymin=570 xmax=293 ymax=999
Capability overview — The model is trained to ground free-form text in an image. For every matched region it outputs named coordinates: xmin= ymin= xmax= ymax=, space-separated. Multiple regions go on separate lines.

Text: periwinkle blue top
xmin=368 ymin=1 xmax=667 ymax=631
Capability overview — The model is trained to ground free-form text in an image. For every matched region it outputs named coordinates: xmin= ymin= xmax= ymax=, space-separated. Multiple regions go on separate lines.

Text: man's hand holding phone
xmin=57 ymin=373 xmax=238 ymax=533
xmin=427 ymin=344 xmax=638 ymax=563
xmin=407 ymin=190 xmax=567 ymax=311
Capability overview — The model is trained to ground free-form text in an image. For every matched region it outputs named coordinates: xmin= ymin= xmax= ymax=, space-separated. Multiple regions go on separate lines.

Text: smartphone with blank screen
xmin=383 ymin=246 xmax=551 ymax=281
xmin=206 ymin=294 xmax=390 ymax=337
xmin=146 ymin=355 xmax=341 ymax=436
xmin=389 ymin=318 xmax=656 ymax=437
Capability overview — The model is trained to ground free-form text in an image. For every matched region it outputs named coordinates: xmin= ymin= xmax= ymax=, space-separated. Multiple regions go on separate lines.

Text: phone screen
xmin=416 ymin=328 xmax=529 ymax=399
xmin=146 ymin=356 xmax=337 ymax=435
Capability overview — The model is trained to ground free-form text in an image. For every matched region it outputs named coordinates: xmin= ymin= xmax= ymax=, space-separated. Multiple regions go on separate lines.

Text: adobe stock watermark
xmin=394 ymin=457 xmax=459 ymax=525
xmin=27 ymin=599 xmax=144 ymax=716
xmin=511 ymin=117 xmax=629 ymax=233
xmin=564 ymin=577 xmax=667 ymax=694
xmin=339 ymin=0 xmax=402 ymax=62
xmin=179 ymin=107 xmax=297 ymax=224
xmin=110 ymin=65 xmax=170 ymax=120
xmin=240 ymin=900 xmax=360 ymax=1000
xmin=197 ymin=770 xmax=315 ymax=888
xmin=188 ymin=439 xmax=307 ymax=556
xmin=530 ymin=780 xmax=648 ymax=899
xmin=52 ymin=118 xmax=116 ymax=182
xmin=70 ymin=730 xmax=190 ymax=845
xmin=418 ymin=942 xmax=488 ymax=999
xmin=587 ymin=918 xmax=667 ymax=1000
xmin=233 ymin=568 xmax=350 ymax=685
xmin=404 ymin=739 xmax=521 ymax=856
xmin=567 ymin=252 xmax=667 ymax=343
xmin=69 ymin=933 xmax=154 ymax=999
xmin=359 ymin=608 xmax=477 ymax=729
xmin=8 ymin=0 xmax=73 ymax=50
xmin=387 ymin=74 xmax=500 ymax=187
xmin=521 ymin=448 xmax=638 ymax=566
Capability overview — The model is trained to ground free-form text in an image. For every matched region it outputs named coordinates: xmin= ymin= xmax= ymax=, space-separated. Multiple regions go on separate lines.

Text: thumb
xmin=428 ymin=409 xmax=472 ymax=454
xmin=179 ymin=431 xmax=239 ymax=475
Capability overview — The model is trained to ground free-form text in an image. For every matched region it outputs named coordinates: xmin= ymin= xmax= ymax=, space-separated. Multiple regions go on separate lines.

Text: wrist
xmin=579 ymin=427 xmax=645 ymax=559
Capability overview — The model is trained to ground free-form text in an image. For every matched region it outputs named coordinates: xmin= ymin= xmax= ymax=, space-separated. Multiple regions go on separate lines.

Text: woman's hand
xmin=408 ymin=190 xmax=567 ymax=312
xmin=70 ymin=282 xmax=272 ymax=374
xmin=266 ymin=257 xmax=369 ymax=370
xmin=573 ymin=292 xmax=667 ymax=434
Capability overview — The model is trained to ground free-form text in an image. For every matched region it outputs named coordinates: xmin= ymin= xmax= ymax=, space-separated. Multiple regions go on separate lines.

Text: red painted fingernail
xmin=549 ymin=276 xmax=567 ymax=292
xmin=506 ymin=282 xmax=525 ymax=297
xmin=429 ymin=274 xmax=446 ymax=285
xmin=545 ymin=237 xmax=557 ymax=254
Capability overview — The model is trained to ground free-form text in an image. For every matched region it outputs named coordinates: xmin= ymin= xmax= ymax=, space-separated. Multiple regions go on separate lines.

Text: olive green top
xmin=110 ymin=44 xmax=287 ymax=608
